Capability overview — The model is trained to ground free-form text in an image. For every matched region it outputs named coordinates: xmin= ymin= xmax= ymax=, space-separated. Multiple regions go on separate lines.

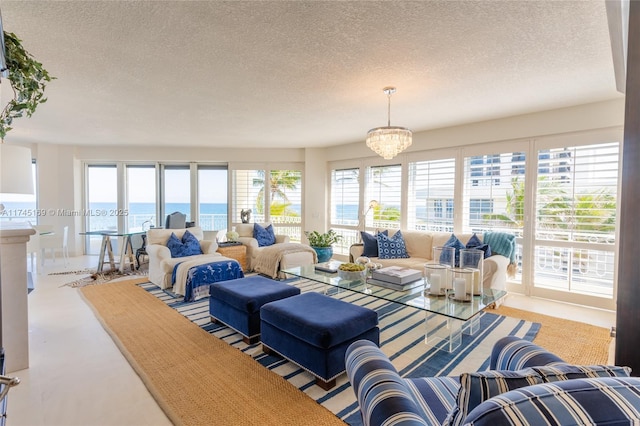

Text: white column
xmin=0 ymin=222 xmax=35 ymax=372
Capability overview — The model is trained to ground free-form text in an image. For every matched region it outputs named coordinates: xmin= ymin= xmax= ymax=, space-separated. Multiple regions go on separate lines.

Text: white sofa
xmin=349 ymin=230 xmax=511 ymax=293
xmin=147 ymin=226 xmax=221 ymax=289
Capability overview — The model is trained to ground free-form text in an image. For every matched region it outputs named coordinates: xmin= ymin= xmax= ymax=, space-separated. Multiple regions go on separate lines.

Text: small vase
xmin=313 ymin=246 xmax=333 ymax=263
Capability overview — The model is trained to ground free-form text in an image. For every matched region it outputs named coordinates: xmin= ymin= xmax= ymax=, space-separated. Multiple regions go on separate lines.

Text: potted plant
xmin=304 ymin=229 xmax=342 ymax=263
xmin=1 ymin=31 xmax=54 ymax=141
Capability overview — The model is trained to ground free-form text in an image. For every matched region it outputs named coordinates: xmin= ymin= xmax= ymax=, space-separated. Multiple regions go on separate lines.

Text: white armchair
xmin=146 ymin=226 xmax=220 ymax=289
xmin=235 ymin=222 xmax=290 ymax=271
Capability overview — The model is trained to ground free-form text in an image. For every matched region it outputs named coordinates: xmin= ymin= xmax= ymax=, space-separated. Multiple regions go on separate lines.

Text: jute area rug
xmin=487 ymin=305 xmax=612 ymax=365
xmin=80 ymin=278 xmax=343 ymax=426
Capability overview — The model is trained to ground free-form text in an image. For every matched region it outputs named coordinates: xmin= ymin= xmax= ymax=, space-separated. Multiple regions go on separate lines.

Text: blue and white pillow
xmin=254 ymin=223 xmax=276 ymax=247
xmin=465 ymin=233 xmax=492 ymax=258
xmin=377 ymin=230 xmax=409 ymax=259
xmin=444 ymin=368 xmax=543 ymax=426
xmin=440 ymin=234 xmax=465 ymax=266
xmin=533 ymin=364 xmax=631 ymax=382
xmin=167 ymin=230 xmax=203 ymax=258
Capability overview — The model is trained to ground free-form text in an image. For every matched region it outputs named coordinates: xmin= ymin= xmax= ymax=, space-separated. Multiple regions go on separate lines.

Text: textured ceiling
xmin=0 ymin=1 xmax=621 ymax=148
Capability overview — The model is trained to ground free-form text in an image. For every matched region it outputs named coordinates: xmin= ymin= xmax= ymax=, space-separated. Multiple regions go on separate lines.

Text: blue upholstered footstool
xmin=260 ymin=291 xmax=379 ymax=390
xmin=209 ymin=275 xmax=300 ymax=344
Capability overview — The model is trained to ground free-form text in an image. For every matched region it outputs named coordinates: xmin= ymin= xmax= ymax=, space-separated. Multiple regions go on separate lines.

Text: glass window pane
xmin=533 ymin=143 xmax=618 ymax=297
xmin=126 ymin=166 xmax=156 ymax=230
xmin=330 ymin=168 xmax=360 ymax=254
xmin=86 ymin=165 xmax=117 ymax=255
xmin=366 ymin=165 xmax=402 ymax=230
xmin=231 ymin=169 xmax=265 ymax=223
xmin=269 ymin=169 xmax=302 ymax=242
xmin=407 ymin=158 xmax=455 ymax=232
xmin=163 ymin=166 xmax=191 ymax=223
xmin=198 ymin=166 xmax=228 ymax=232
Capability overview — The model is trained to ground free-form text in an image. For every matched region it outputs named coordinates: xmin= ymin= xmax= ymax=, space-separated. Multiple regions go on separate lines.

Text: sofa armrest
xmin=483 ymin=254 xmax=509 ymax=291
xmin=146 ymin=244 xmax=171 ymax=260
xmin=200 ymin=240 xmax=218 ymax=254
xmin=275 ymin=235 xmax=290 ymax=244
xmin=345 ymin=340 xmax=428 ymax=426
xmin=349 ymin=243 xmax=364 ymax=263
xmin=237 ymin=236 xmax=259 ymax=249
xmin=490 ymin=336 xmax=565 ymax=370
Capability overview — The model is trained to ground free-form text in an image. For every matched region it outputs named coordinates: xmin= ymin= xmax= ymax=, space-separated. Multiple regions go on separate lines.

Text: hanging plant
xmin=1 ymin=31 xmax=54 ymax=141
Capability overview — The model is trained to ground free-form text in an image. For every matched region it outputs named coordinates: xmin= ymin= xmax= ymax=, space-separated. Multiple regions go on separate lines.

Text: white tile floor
xmin=6 ymin=256 xmax=617 ymax=426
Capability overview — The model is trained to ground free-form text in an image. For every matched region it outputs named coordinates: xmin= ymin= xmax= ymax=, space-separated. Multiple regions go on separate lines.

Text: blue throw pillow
xmin=465 ymin=233 xmax=492 ymax=258
xmin=254 ymin=223 xmax=276 ymax=247
xmin=377 ymin=230 xmax=409 ymax=259
xmin=440 ymin=234 xmax=465 ymax=266
xmin=166 ymin=231 xmax=203 ymax=258
xmin=445 ymin=368 xmax=544 ymax=426
xmin=361 ymin=230 xmax=388 ymax=257
xmin=181 ymin=230 xmax=203 ymax=256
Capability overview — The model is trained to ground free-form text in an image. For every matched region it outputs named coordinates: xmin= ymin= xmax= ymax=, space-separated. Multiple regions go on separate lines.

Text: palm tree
xmin=252 ymin=170 xmax=301 ymax=216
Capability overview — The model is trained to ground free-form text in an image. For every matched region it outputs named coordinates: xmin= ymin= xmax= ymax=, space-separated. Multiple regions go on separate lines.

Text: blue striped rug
xmin=140 ymin=279 xmax=540 ymax=425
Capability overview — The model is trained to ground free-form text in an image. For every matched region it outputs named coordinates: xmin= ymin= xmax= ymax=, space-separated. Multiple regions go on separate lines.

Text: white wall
xmin=33 ymin=98 xmax=625 ymax=256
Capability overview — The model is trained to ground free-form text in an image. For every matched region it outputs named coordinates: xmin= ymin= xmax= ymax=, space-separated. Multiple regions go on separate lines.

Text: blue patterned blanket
xmin=172 ymin=259 xmax=244 ymax=302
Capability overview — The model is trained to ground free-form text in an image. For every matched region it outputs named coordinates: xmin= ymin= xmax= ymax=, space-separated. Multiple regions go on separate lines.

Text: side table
xmin=217 ymin=244 xmax=248 ymax=272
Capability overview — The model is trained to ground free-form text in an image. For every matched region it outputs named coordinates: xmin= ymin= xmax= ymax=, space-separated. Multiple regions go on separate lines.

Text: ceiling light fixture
xmin=365 ymin=86 xmax=412 ymax=160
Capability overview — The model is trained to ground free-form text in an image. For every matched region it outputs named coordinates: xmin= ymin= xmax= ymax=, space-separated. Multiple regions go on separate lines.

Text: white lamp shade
xmin=0 ymin=144 xmax=34 ymax=195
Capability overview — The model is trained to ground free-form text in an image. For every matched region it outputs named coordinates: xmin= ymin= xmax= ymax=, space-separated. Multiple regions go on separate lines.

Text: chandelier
xmin=365 ymin=87 xmax=412 ymax=160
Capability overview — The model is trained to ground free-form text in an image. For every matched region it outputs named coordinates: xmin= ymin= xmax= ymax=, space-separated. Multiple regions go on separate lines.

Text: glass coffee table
xmin=282 ymin=264 xmax=506 ymax=352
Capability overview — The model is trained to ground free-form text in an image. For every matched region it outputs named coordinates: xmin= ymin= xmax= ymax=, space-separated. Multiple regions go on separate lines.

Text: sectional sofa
xmin=349 ymin=230 xmax=514 ymax=293
xmin=345 ymin=336 xmax=639 ymax=426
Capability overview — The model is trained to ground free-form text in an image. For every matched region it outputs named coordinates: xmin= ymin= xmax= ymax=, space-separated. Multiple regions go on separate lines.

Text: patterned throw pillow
xmin=440 ymin=234 xmax=466 ymax=266
xmin=167 ymin=230 xmax=203 ymax=258
xmin=254 ymin=223 xmax=276 ymax=247
xmin=377 ymin=230 xmax=410 ymax=259
xmin=533 ymin=364 xmax=631 ymax=382
xmin=465 ymin=233 xmax=492 ymax=258
xmin=361 ymin=230 xmax=388 ymax=257
xmin=444 ymin=369 xmax=543 ymax=426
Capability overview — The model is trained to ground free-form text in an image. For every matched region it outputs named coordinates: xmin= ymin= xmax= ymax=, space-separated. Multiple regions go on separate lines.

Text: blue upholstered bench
xmin=209 ymin=275 xmax=300 ymax=344
xmin=260 ymin=291 xmax=379 ymax=390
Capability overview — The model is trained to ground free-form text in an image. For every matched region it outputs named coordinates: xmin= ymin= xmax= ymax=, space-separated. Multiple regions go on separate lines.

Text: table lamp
xmin=0 ymin=144 xmax=34 ymax=213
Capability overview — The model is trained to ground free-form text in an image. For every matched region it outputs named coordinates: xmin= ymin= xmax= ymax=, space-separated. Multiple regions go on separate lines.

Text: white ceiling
xmin=0 ymin=1 xmax=622 ymax=149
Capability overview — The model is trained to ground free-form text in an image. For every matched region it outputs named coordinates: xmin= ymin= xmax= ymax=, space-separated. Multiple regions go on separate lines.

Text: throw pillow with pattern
xmin=465 ymin=233 xmax=492 ymax=258
xmin=440 ymin=234 xmax=465 ymax=266
xmin=377 ymin=230 xmax=410 ymax=259
xmin=167 ymin=231 xmax=203 ymax=258
xmin=254 ymin=223 xmax=276 ymax=247
xmin=443 ymin=368 xmax=543 ymax=426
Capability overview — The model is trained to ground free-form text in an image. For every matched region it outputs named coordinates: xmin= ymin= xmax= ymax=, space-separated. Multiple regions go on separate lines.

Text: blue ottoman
xmin=260 ymin=292 xmax=379 ymax=390
xmin=209 ymin=275 xmax=300 ymax=344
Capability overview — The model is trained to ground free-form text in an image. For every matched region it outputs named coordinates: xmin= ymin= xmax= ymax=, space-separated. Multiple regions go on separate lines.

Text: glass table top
xmin=282 ymin=264 xmax=506 ymax=322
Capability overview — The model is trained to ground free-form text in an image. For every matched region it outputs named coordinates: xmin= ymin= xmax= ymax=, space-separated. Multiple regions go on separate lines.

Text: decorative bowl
xmin=338 ymin=269 xmax=367 ymax=281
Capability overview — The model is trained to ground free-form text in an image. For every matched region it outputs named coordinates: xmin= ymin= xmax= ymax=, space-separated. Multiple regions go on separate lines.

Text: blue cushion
xmin=483 ymin=232 xmax=516 ymax=264
xmin=254 ymin=223 xmax=276 ymax=247
xmin=465 ymin=233 xmax=492 ymax=258
xmin=440 ymin=234 xmax=465 ymax=267
xmin=533 ymin=364 xmax=631 ymax=382
xmin=210 ymin=276 xmax=300 ymax=314
xmin=377 ymin=230 xmax=410 ymax=259
xmin=361 ymin=230 xmax=388 ymax=257
xmin=463 ymin=377 xmax=640 ymax=426
xmin=261 ymin=292 xmax=378 ymax=348
xmin=166 ymin=231 xmax=203 ymax=258
xmin=181 ymin=230 xmax=203 ymax=255
xmin=445 ymin=369 xmax=544 ymax=426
